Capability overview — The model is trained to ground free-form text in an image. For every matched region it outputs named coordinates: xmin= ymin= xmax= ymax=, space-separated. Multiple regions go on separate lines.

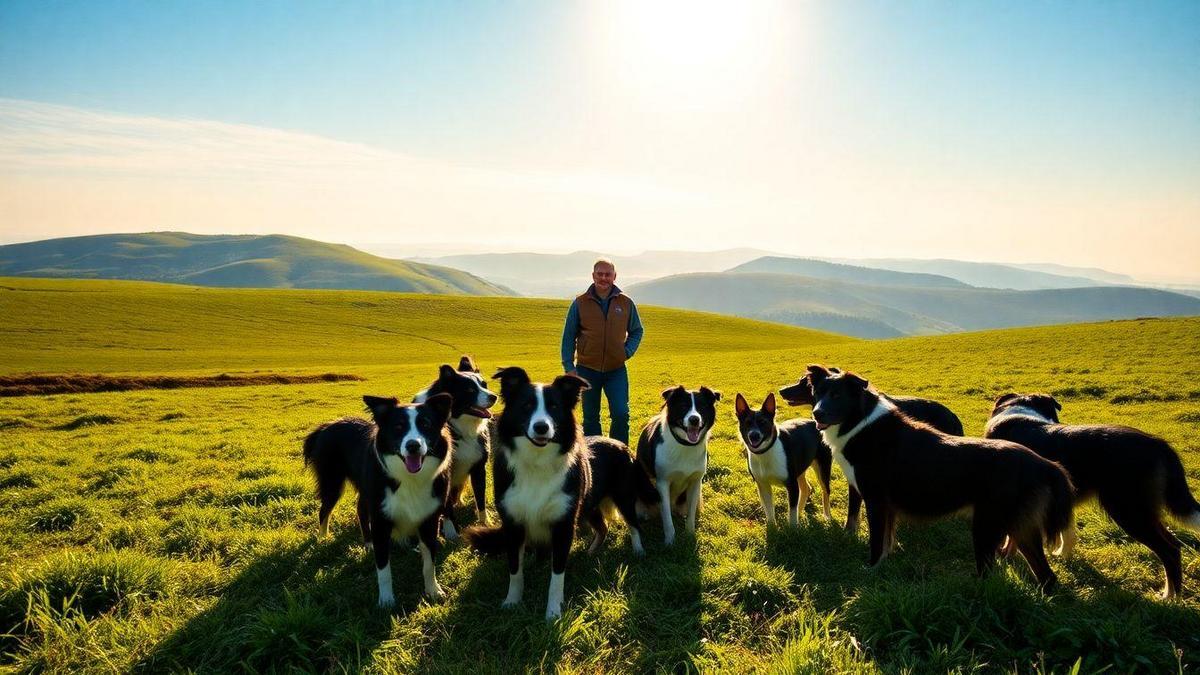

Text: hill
xmin=820 ymin=256 xmax=1105 ymax=290
xmin=728 ymin=256 xmax=969 ymax=289
xmin=409 ymin=248 xmax=770 ymax=298
xmin=0 ymin=277 xmax=849 ymax=374
xmin=0 ymin=232 xmax=512 ymax=296
xmin=629 ymin=272 xmax=1200 ymax=338
xmin=0 ymin=279 xmax=1197 ymax=672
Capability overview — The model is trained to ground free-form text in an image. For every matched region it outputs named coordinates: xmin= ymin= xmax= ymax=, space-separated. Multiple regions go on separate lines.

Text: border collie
xmin=987 ymin=393 xmax=1200 ymax=598
xmin=808 ymin=365 xmax=1074 ymax=589
xmin=636 ymin=385 xmax=721 ymax=546
xmin=780 ymin=370 xmax=964 ymax=531
xmin=735 ymin=392 xmax=833 ymax=525
xmin=464 ymin=367 xmax=650 ymax=620
xmin=303 ymin=393 xmax=453 ymax=607
xmin=414 ymin=356 xmax=498 ymax=540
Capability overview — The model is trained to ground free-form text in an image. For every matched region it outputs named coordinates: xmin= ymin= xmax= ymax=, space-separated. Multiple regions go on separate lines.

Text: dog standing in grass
xmin=734 ymin=392 xmax=833 ymax=526
xmin=303 ymin=394 xmax=454 ymax=607
xmin=987 ymin=393 xmax=1200 ymax=598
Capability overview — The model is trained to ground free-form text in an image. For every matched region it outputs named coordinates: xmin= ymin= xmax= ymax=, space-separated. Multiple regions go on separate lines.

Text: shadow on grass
xmin=762 ymin=514 xmax=1200 ymax=672
xmin=136 ymin=532 xmax=422 ymax=671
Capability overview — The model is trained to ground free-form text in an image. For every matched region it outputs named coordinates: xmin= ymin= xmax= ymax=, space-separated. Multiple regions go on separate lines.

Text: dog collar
xmin=745 ymin=430 xmax=778 ymax=455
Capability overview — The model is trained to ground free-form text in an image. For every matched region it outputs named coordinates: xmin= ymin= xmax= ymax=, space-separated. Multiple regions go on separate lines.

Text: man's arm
xmin=624 ymin=301 xmax=644 ymax=359
xmin=561 ymin=299 xmax=580 ymax=372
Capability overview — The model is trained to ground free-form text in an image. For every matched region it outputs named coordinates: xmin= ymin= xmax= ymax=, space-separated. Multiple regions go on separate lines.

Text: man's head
xmin=592 ymin=259 xmax=617 ymax=296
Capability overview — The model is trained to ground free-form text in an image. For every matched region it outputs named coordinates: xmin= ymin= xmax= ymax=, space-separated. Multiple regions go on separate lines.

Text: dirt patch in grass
xmin=0 ymin=372 xmax=364 ymax=397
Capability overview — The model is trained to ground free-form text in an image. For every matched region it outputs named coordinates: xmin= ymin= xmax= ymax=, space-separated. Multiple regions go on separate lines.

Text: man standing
xmin=561 ymin=259 xmax=644 ymax=444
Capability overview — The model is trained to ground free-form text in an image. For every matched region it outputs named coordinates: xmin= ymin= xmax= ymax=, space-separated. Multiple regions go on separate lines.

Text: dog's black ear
xmin=734 ymin=393 xmax=750 ymax=418
xmin=1048 ymin=395 xmax=1062 ymax=411
xmin=699 ymin=386 xmax=721 ymax=404
xmin=994 ymin=393 xmax=1018 ymax=408
xmin=763 ymin=392 xmax=776 ymax=416
xmin=806 ymin=364 xmax=832 ymax=383
xmin=439 ymin=364 xmax=457 ymax=380
xmin=661 ymin=385 xmax=685 ymax=401
xmin=843 ymin=372 xmax=869 ymax=390
xmin=491 ymin=366 xmax=530 ymax=398
xmin=363 ymin=395 xmax=398 ymax=421
xmin=458 ymin=355 xmax=478 ymax=373
xmin=422 ymin=392 xmax=453 ymax=426
xmin=552 ymin=373 xmax=590 ymax=408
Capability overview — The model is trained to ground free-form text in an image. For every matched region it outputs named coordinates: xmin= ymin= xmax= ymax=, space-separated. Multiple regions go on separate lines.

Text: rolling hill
xmin=728 ymin=256 xmax=970 ymax=289
xmin=0 ymin=232 xmax=513 ymax=296
xmin=409 ymin=248 xmax=771 ymax=297
xmin=629 ymin=272 xmax=1200 ymax=338
xmin=818 ymin=256 xmax=1107 ymax=290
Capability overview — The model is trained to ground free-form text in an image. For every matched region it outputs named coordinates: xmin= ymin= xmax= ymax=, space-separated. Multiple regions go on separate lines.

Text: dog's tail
xmin=1161 ymin=443 xmax=1200 ymax=532
xmin=1042 ymin=465 xmax=1076 ymax=556
xmin=463 ymin=524 xmax=507 ymax=556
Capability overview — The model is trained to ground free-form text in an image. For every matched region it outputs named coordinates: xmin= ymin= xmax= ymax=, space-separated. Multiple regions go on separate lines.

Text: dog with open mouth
xmin=635 ymin=385 xmax=721 ymax=546
xmin=779 ymin=369 xmax=964 ymax=532
xmin=807 ymin=365 xmax=1075 ymax=590
xmin=735 ymin=392 xmax=833 ymax=526
xmin=303 ymin=393 xmax=454 ymax=607
xmin=414 ymin=356 xmax=498 ymax=540
xmin=464 ymin=366 xmax=651 ymax=620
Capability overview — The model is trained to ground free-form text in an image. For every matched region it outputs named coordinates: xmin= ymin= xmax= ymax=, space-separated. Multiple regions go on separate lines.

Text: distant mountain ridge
xmin=0 ymin=232 xmax=513 ymax=296
xmin=818 ymin=257 xmax=1105 ymax=290
xmin=728 ymin=257 xmax=970 ymax=289
xmin=629 ymin=271 xmax=1200 ymax=338
xmin=410 ymin=248 xmax=772 ymax=297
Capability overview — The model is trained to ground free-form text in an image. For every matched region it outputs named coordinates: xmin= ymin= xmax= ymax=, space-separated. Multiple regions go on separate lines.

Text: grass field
xmin=2 ymin=277 xmax=1199 ymax=673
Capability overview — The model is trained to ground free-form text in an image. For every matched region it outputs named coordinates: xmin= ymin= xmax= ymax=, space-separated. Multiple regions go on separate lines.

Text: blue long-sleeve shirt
xmin=561 ymin=287 xmax=643 ymax=372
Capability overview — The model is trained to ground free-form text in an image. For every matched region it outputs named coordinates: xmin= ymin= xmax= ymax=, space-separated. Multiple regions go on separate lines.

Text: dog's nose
xmin=532 ymin=421 xmax=550 ymax=436
xmin=686 ymin=414 xmax=701 ymax=427
xmin=405 ymin=439 xmax=422 ymax=453
xmin=748 ymin=431 xmax=761 ymax=444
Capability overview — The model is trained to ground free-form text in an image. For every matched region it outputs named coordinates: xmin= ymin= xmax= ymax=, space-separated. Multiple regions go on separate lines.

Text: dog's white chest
xmin=501 ymin=441 xmax=574 ymax=543
xmin=656 ymin=434 xmax=707 ymax=498
xmin=832 ymin=451 xmax=858 ymax=493
xmin=748 ymin=439 xmax=788 ymax=487
xmin=381 ymin=480 xmax=440 ymax=538
xmin=450 ymin=419 xmax=487 ymax=484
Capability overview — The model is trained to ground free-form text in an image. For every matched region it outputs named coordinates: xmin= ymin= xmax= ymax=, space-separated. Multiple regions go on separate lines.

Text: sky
xmin=1 ymin=1 xmax=1198 ymax=281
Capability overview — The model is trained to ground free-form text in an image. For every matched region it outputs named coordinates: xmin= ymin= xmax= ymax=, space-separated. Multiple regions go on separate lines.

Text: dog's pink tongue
xmin=686 ymin=428 xmax=700 ymax=443
xmin=404 ymin=454 xmax=423 ymax=473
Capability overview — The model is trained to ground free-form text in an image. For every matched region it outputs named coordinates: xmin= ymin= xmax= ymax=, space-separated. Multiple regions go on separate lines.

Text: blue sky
xmin=1 ymin=1 xmax=1198 ymax=279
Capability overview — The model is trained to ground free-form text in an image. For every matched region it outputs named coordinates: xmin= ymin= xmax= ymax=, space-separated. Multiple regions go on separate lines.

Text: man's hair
xmin=593 ymin=258 xmax=616 ymax=272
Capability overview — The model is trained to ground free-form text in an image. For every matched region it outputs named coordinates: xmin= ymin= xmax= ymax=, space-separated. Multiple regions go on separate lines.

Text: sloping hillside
xmin=0 ymin=232 xmax=512 ymax=296
xmin=629 ymin=272 xmax=1200 ymax=337
xmin=820 ymin=257 xmax=1104 ymax=290
xmin=729 ymin=256 xmax=969 ymax=289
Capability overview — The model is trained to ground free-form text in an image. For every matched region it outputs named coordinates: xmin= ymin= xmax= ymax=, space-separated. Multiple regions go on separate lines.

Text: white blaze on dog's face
xmin=663 ymin=385 xmax=721 ymax=444
xmin=526 ymin=385 xmax=556 ymax=447
xmin=492 ymin=366 xmax=590 ymax=451
xmin=363 ymin=393 xmax=453 ymax=475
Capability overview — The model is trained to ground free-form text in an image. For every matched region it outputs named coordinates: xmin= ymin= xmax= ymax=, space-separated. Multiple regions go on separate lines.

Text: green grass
xmin=1 ymin=277 xmax=1198 ymax=673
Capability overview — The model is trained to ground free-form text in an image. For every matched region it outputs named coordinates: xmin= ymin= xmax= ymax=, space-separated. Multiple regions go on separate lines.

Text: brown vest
xmin=575 ymin=289 xmax=632 ymax=373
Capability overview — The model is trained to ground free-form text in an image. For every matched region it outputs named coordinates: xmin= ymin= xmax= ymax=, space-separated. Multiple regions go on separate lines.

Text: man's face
xmin=592 ymin=264 xmax=616 ymax=293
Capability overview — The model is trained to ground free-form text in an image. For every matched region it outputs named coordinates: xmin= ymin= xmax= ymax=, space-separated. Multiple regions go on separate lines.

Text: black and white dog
xmin=735 ymin=393 xmax=833 ymax=526
xmin=780 ymin=370 xmax=964 ymax=531
xmin=464 ymin=367 xmax=650 ymax=620
xmin=987 ymin=393 xmax=1200 ymax=598
xmin=414 ymin=356 xmax=498 ymax=540
xmin=807 ymin=365 xmax=1074 ymax=589
xmin=636 ymin=385 xmax=721 ymax=545
xmin=303 ymin=393 xmax=454 ymax=607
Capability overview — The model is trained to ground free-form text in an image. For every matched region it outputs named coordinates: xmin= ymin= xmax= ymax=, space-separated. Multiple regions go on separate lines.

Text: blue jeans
xmin=575 ymin=364 xmax=630 ymax=444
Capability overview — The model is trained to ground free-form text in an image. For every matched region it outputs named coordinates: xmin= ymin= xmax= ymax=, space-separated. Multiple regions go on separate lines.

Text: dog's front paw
xmin=377 ymin=592 xmax=395 ymax=609
xmin=545 ymin=605 xmax=562 ymax=621
xmin=501 ymin=599 xmax=520 ymax=609
xmin=663 ymin=531 xmax=675 ymax=547
xmin=426 ymin=583 xmax=446 ymax=603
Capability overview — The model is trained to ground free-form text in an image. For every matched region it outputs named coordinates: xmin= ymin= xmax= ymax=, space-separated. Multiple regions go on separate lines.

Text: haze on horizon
xmin=1 ymin=1 xmax=1198 ymax=282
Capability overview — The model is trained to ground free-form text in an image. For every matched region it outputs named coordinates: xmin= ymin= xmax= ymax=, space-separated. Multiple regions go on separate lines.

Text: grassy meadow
xmin=2 ymin=277 xmax=1199 ymax=673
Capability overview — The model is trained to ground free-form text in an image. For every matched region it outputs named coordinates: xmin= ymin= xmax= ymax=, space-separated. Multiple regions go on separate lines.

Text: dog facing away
xmin=303 ymin=393 xmax=454 ymax=607
xmin=808 ymin=365 xmax=1075 ymax=590
xmin=636 ymin=385 xmax=721 ymax=546
xmin=780 ymin=370 xmax=964 ymax=531
xmin=987 ymin=393 xmax=1200 ymax=598
xmin=413 ymin=356 xmax=498 ymax=540
xmin=735 ymin=392 xmax=833 ymax=525
xmin=464 ymin=367 xmax=650 ymax=620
